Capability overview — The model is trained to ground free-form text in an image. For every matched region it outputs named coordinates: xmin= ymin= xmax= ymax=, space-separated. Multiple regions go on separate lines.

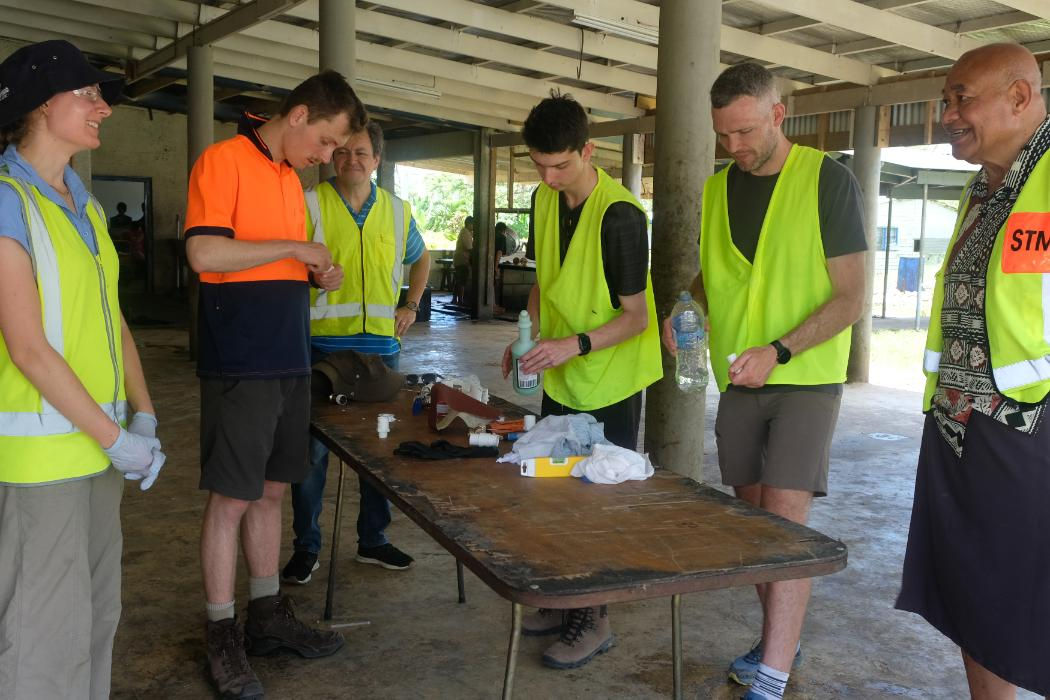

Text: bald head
xmin=942 ymin=43 xmax=1047 ymax=173
xmin=952 ymin=43 xmax=1042 ymax=96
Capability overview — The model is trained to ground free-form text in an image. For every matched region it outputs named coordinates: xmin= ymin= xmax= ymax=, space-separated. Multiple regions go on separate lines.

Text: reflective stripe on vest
xmin=306 ymin=186 xmax=406 ymax=324
xmin=923 ymin=349 xmax=941 ymax=373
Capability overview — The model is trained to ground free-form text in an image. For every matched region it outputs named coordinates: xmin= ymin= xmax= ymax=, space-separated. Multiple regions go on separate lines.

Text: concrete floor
xmin=110 ymin=306 xmax=1034 ymax=700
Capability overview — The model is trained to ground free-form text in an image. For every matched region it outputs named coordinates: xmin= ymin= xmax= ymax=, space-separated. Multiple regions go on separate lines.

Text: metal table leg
xmin=501 ymin=602 xmax=522 ymax=700
xmin=456 ymin=560 xmax=466 ymax=603
xmin=323 ymin=459 xmax=347 ymax=621
xmin=672 ymin=594 xmax=682 ymax=700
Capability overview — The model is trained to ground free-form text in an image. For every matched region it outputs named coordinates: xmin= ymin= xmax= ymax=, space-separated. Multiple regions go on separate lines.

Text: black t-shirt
xmin=718 ymin=154 xmax=867 ymax=395
xmin=495 ymin=230 xmax=509 ymax=256
xmin=526 ymin=187 xmax=649 ymax=309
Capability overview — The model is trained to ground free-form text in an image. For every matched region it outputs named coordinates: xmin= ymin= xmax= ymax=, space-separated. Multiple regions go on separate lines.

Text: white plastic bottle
xmin=670 ymin=291 xmax=708 ymax=393
xmin=512 ymin=311 xmax=540 ymax=395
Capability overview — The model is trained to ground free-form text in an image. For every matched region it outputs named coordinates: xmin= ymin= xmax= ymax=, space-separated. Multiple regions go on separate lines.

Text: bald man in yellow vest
xmin=896 ymin=43 xmax=1050 ymax=698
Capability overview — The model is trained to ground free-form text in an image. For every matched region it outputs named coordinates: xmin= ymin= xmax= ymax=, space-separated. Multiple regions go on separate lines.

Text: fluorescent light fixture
xmin=356 ymin=77 xmax=441 ymax=100
xmin=572 ymin=12 xmax=659 ymax=45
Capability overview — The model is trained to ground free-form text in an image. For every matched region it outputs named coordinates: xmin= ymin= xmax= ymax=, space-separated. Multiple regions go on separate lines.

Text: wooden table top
xmin=312 ymin=392 xmax=848 ymax=609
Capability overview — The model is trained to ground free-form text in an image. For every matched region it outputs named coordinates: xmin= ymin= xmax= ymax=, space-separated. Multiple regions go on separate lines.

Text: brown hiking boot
xmin=244 ymin=594 xmax=345 ymax=658
xmin=522 ymin=608 xmax=566 ymax=636
xmin=541 ymin=606 xmax=615 ymax=670
xmin=206 ymin=618 xmax=264 ymax=700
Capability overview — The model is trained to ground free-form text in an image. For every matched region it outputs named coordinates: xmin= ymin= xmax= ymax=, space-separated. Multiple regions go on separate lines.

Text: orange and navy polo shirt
xmin=185 ymin=113 xmax=310 ymax=379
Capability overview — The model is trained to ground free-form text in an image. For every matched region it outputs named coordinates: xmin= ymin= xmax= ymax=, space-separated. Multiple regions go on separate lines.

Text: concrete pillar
xmin=70 ymin=150 xmax=91 ymax=192
xmin=187 ymin=45 xmax=214 ymax=173
xmin=643 ymin=2 xmax=720 ymax=482
xmin=319 ymin=0 xmax=356 ymax=181
xmin=187 ymin=45 xmax=214 ymax=360
xmin=472 ymin=129 xmax=494 ymax=320
xmin=914 ymin=184 xmax=928 ymax=331
xmin=847 ymin=105 xmax=880 ymax=384
xmin=378 ymin=158 xmax=395 ymax=192
xmin=621 ymin=133 xmax=643 ymax=198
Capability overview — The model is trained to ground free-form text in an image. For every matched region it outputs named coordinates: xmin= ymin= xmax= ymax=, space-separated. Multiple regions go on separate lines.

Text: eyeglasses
xmin=71 ymin=86 xmax=103 ymax=102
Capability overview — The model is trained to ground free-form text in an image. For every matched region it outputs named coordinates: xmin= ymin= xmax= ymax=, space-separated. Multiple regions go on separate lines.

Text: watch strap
xmin=770 ymin=339 xmax=792 ymax=364
xmin=577 ymin=333 xmax=592 ymax=356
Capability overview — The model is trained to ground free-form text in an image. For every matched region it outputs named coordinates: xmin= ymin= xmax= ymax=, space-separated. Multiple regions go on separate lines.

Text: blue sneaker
xmin=727 ymin=639 xmax=802 ymax=686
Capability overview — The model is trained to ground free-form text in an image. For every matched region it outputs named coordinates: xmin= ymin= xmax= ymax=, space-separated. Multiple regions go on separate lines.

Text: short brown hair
xmin=710 ymin=62 xmax=779 ymax=109
xmin=279 ymin=70 xmax=366 ymax=132
xmin=364 ymin=119 xmax=384 ymax=158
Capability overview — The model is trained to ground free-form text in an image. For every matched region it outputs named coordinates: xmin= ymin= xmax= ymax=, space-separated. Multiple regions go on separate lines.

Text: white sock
xmin=751 ymin=663 xmax=789 ymax=699
xmin=205 ymin=600 xmax=235 ymax=622
xmin=249 ymin=574 xmax=279 ymax=601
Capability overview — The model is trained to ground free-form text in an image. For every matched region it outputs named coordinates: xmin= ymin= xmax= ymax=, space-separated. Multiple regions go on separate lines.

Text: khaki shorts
xmin=714 ymin=388 xmax=842 ymax=496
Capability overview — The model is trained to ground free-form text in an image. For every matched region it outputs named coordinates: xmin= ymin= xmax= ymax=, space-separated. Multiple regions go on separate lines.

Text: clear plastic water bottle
xmin=671 ymin=291 xmax=708 ymax=393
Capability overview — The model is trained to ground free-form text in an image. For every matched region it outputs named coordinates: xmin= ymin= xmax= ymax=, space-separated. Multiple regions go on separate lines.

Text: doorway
xmin=91 ymin=175 xmax=154 ymax=297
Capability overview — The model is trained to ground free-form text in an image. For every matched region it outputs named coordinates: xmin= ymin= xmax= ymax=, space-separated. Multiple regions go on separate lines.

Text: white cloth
xmin=570 ymin=443 xmax=654 ymax=484
xmin=497 ymin=414 xmax=609 ymax=464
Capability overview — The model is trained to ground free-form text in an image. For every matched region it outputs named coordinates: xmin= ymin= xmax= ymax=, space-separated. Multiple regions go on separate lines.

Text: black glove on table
xmin=394 ymin=440 xmax=499 ymax=460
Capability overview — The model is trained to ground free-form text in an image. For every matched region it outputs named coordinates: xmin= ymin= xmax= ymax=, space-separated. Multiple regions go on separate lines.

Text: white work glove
xmin=127 ymin=411 xmax=157 ymax=439
xmin=103 ymin=427 xmax=160 ymax=477
xmin=137 ymin=447 xmax=166 ymax=491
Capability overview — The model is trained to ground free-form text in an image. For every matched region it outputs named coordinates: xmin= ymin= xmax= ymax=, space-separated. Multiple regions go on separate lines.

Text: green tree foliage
xmin=399 ymin=171 xmax=474 ymax=249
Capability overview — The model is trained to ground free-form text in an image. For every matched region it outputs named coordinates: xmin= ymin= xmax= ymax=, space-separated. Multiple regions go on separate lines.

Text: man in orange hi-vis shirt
xmin=185 ymin=71 xmax=365 ymax=700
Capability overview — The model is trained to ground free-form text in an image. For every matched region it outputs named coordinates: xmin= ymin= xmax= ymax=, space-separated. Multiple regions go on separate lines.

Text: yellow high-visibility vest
xmin=0 ymin=173 xmax=125 ymax=485
xmin=535 ymin=167 xmax=662 ymax=410
xmin=924 ymin=149 xmax=1050 ymax=407
xmin=701 ymin=144 xmax=851 ymax=392
xmin=306 ymin=181 xmax=411 ymax=338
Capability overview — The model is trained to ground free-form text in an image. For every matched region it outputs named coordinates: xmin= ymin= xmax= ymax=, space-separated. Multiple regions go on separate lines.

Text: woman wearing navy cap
xmin=0 ymin=40 xmax=166 ymax=699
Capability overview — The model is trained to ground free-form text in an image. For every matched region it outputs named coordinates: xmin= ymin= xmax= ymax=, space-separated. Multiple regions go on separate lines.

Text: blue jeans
xmin=291 ymin=351 xmax=399 ymax=554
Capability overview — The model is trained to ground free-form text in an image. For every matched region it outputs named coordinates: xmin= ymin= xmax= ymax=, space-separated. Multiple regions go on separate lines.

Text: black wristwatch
xmin=577 ymin=333 xmax=592 ymax=356
xmin=771 ymin=339 xmax=792 ymax=365
xmin=404 ymin=301 xmax=419 ymax=313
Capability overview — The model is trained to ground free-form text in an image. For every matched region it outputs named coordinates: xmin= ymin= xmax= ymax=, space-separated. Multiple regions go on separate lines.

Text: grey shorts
xmin=714 ymin=388 xmax=842 ymax=496
xmin=199 ymin=376 xmax=311 ymax=501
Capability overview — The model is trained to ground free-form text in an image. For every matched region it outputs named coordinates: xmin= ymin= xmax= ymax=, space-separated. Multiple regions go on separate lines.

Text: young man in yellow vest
xmin=501 ymin=93 xmax=662 ymax=670
xmin=661 ymin=63 xmax=866 ymax=700
xmin=282 ymin=119 xmax=430 ymax=584
xmin=896 ymin=44 xmax=1050 ymax=698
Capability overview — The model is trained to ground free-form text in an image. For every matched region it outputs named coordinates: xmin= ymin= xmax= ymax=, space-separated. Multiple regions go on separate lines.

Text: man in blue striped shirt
xmin=283 ymin=121 xmax=430 ymax=583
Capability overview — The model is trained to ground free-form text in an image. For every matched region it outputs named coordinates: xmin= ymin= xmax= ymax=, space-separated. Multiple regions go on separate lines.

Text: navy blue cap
xmin=0 ymin=40 xmax=123 ymax=126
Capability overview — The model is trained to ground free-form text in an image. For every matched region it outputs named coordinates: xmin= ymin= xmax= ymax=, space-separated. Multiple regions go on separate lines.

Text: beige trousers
xmin=0 ymin=467 xmax=124 ymax=700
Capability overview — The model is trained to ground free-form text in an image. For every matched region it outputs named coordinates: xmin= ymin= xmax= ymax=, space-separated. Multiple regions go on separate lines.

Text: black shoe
xmin=244 ymin=594 xmax=344 ymax=659
xmin=205 ymin=618 xmax=264 ymax=699
xmin=281 ymin=550 xmax=320 ymax=585
xmin=355 ymin=543 xmax=414 ymax=570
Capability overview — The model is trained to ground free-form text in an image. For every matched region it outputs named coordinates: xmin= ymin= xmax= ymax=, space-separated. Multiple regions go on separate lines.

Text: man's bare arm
xmin=186 ymin=236 xmax=333 ymax=274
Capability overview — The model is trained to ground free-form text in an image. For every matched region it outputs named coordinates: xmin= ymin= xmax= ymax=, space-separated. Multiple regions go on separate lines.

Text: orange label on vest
xmin=1003 ymin=212 xmax=1050 ymax=273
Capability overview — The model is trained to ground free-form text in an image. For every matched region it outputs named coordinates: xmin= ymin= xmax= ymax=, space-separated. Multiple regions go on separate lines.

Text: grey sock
xmin=249 ymin=574 xmax=279 ymax=601
xmin=205 ymin=600 xmax=235 ymax=622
